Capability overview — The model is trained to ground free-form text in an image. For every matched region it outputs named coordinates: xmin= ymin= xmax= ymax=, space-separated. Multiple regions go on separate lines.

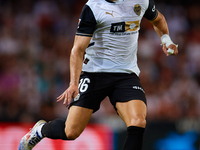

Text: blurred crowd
xmin=0 ymin=0 xmax=200 ymax=126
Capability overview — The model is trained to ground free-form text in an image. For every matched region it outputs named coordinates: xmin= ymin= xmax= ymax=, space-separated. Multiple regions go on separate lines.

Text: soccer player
xmin=19 ymin=0 xmax=178 ymax=149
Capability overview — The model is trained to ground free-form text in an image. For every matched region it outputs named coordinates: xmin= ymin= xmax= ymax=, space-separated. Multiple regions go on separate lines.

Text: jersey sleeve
xmin=143 ymin=0 xmax=158 ymax=21
xmin=76 ymin=5 xmax=97 ymax=37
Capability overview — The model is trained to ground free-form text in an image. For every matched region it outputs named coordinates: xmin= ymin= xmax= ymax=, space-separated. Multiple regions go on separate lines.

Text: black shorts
xmin=69 ymin=72 xmax=146 ymax=113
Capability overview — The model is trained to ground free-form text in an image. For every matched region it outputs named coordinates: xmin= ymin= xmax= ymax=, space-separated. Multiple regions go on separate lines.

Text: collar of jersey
xmin=105 ymin=0 xmax=124 ymax=4
xmin=105 ymin=0 xmax=114 ymax=3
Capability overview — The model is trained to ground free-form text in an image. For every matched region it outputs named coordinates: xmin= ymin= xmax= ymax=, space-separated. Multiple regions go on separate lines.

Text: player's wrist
xmin=161 ymin=34 xmax=178 ymax=55
xmin=161 ymin=34 xmax=178 ymax=47
xmin=69 ymin=81 xmax=79 ymax=86
xmin=161 ymin=34 xmax=173 ymax=47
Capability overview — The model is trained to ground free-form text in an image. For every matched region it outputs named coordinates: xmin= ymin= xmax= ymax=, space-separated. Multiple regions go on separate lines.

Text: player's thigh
xmin=116 ymin=100 xmax=147 ymax=128
xmin=65 ymin=105 xmax=93 ymax=138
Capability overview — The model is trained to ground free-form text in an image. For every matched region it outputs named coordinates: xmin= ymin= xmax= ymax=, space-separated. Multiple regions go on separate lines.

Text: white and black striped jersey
xmin=76 ymin=0 xmax=158 ymax=76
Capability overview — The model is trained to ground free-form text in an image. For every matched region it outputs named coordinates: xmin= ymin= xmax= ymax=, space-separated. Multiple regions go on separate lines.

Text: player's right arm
xmin=57 ymin=35 xmax=92 ymax=106
xmin=57 ymin=4 xmax=96 ymax=105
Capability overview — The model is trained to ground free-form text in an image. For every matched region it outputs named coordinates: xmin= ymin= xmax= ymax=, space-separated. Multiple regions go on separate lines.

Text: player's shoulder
xmin=129 ymin=0 xmax=149 ymax=6
xmin=86 ymin=0 xmax=103 ymax=14
xmin=123 ymin=0 xmax=149 ymax=10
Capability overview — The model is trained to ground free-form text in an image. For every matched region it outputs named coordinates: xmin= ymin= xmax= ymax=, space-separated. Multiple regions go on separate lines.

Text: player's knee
xmin=65 ymin=128 xmax=81 ymax=140
xmin=130 ymin=116 xmax=146 ymax=128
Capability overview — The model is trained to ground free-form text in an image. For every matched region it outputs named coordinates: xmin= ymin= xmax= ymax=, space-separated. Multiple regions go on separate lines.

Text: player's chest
xmin=96 ymin=3 xmax=144 ymax=21
xmin=95 ymin=3 xmax=144 ymax=32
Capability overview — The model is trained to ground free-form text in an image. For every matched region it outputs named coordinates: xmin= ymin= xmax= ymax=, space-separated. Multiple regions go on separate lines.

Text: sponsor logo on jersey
xmin=134 ymin=4 xmax=141 ymax=16
xmin=105 ymin=11 xmax=114 ymax=17
xmin=110 ymin=20 xmax=139 ymax=32
xmin=110 ymin=22 xmax=125 ymax=32
xmin=125 ymin=21 xmax=140 ymax=32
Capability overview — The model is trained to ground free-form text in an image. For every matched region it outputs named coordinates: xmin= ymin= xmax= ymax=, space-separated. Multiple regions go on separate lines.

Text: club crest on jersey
xmin=134 ymin=4 xmax=141 ymax=16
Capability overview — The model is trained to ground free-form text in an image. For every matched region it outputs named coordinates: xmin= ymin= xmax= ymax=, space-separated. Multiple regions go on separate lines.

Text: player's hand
xmin=162 ymin=44 xmax=178 ymax=56
xmin=57 ymin=85 xmax=79 ymax=106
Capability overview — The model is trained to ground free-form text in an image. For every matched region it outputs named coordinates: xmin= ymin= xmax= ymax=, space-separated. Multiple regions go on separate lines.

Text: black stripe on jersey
xmin=143 ymin=0 xmax=158 ymax=21
xmin=87 ymin=42 xmax=95 ymax=48
xmin=76 ymin=33 xmax=93 ymax=37
xmin=76 ymin=5 xmax=97 ymax=37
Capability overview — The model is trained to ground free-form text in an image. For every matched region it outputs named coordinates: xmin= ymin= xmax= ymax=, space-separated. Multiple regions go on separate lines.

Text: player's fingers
xmin=72 ymin=91 xmax=79 ymax=98
xmin=173 ymin=46 xmax=178 ymax=55
xmin=57 ymin=94 xmax=63 ymax=100
xmin=66 ymin=92 xmax=73 ymax=105
xmin=174 ymin=48 xmax=178 ymax=55
xmin=57 ymin=91 xmax=67 ymax=102
xmin=162 ymin=44 xmax=169 ymax=56
xmin=56 ymin=95 xmax=64 ymax=102
xmin=63 ymin=96 xmax=68 ymax=105
xmin=168 ymin=44 xmax=178 ymax=55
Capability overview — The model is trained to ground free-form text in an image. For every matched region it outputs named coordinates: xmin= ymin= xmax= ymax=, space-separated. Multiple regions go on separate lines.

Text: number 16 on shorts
xmin=78 ymin=78 xmax=90 ymax=93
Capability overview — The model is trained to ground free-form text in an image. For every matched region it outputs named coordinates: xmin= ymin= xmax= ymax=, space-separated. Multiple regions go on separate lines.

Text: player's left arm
xmin=150 ymin=11 xmax=178 ymax=56
xmin=143 ymin=0 xmax=178 ymax=56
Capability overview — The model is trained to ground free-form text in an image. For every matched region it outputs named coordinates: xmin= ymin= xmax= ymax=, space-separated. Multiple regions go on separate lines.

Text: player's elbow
xmin=157 ymin=12 xmax=166 ymax=23
xmin=151 ymin=11 xmax=166 ymax=27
